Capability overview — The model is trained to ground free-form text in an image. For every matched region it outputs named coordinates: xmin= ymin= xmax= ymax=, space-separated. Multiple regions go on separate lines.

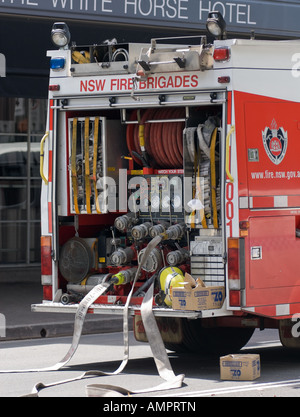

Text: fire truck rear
xmin=33 ymin=17 xmax=300 ymax=352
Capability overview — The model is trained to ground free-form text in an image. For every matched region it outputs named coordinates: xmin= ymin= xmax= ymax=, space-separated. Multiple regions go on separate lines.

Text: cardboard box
xmin=220 ymin=354 xmax=261 ymax=381
xmin=171 ymin=273 xmax=225 ymax=311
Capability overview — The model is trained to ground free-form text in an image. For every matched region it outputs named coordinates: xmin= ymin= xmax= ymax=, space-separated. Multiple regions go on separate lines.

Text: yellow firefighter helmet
xmin=158 ymin=266 xmax=185 ymax=307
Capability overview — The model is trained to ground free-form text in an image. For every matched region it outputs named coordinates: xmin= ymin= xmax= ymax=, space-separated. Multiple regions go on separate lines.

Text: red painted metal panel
xmin=246 ymin=216 xmax=300 ymax=308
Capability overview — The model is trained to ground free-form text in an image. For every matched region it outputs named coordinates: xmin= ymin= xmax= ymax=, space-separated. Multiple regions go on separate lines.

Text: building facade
xmin=0 ymin=1 xmax=299 ymax=267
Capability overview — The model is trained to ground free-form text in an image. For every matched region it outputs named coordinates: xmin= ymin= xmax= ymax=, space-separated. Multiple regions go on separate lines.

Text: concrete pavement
xmin=0 ymin=267 xmax=123 ymax=341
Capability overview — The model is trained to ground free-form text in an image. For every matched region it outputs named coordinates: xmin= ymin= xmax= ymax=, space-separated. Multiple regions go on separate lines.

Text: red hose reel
xmin=126 ymin=108 xmax=185 ymax=168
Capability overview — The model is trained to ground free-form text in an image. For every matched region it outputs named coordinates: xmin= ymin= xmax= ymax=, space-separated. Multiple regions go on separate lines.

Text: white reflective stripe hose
xmin=85 ymin=280 xmax=184 ymax=397
xmin=0 ymin=282 xmax=111 ymax=374
xmin=0 ymin=235 xmax=185 ymax=397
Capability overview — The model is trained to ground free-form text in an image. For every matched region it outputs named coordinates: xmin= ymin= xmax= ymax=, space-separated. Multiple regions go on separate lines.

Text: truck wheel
xmin=165 ymin=319 xmax=255 ymax=355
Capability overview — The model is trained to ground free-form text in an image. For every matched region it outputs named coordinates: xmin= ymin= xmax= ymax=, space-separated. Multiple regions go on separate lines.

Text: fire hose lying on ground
xmin=0 ymin=235 xmax=185 ymax=397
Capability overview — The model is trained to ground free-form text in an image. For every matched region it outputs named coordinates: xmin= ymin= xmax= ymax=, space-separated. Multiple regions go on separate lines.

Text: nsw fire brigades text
xmin=80 ymin=74 xmax=199 ymax=93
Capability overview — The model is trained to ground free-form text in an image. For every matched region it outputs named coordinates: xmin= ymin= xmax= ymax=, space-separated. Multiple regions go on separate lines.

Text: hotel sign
xmin=0 ymin=1 xmax=299 ymax=38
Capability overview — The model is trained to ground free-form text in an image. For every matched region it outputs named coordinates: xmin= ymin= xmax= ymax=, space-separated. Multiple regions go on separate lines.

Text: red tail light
xmin=228 ymin=238 xmax=242 ymax=307
xmin=49 ymin=85 xmax=60 ymax=91
xmin=229 ymin=290 xmax=241 ymax=307
xmin=228 ymin=238 xmax=239 ymax=285
xmin=41 ymin=236 xmax=52 ymax=276
xmin=213 ymin=47 xmax=230 ymax=62
xmin=43 ymin=285 xmax=53 ymax=301
xmin=218 ymin=76 xmax=230 ymax=84
xmin=41 ymin=236 xmax=53 ymax=301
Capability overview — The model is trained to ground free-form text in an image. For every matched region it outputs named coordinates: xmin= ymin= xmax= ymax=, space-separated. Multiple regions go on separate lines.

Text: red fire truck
xmin=33 ymin=16 xmax=300 ymax=353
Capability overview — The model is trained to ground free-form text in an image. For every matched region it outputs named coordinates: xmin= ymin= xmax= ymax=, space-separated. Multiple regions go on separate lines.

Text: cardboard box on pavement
xmin=220 ymin=354 xmax=261 ymax=381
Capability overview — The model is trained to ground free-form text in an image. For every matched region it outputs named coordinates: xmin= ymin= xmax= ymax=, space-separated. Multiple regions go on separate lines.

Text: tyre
xmin=165 ymin=318 xmax=255 ymax=355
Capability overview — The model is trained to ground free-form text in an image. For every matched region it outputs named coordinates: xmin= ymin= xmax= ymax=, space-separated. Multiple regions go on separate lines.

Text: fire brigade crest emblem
xmin=262 ymin=119 xmax=288 ymax=165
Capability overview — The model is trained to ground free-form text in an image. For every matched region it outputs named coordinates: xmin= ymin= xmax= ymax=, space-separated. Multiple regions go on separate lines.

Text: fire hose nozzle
xmin=111 ymin=267 xmax=137 ymax=286
xmin=149 ymin=222 xmax=169 ymax=238
xmin=162 ymin=223 xmax=186 ymax=240
xmin=131 ymin=222 xmax=152 ymax=240
xmin=114 ymin=213 xmax=138 ymax=232
xmin=167 ymin=248 xmax=189 ymax=266
xmin=110 ymin=246 xmax=135 ymax=266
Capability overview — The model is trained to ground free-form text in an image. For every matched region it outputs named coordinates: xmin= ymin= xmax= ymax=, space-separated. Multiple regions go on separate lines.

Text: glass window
xmin=0 ymin=97 xmax=47 ymax=266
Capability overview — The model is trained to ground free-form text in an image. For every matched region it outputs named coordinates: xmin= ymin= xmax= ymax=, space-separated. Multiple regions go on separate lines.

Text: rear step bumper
xmin=32 ymin=302 xmax=200 ymax=318
xmin=32 ymin=302 xmax=230 ymax=318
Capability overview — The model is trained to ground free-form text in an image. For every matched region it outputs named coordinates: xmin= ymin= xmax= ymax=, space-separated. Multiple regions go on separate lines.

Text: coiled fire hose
xmin=0 ymin=235 xmax=184 ymax=397
xmin=126 ymin=108 xmax=185 ymax=169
